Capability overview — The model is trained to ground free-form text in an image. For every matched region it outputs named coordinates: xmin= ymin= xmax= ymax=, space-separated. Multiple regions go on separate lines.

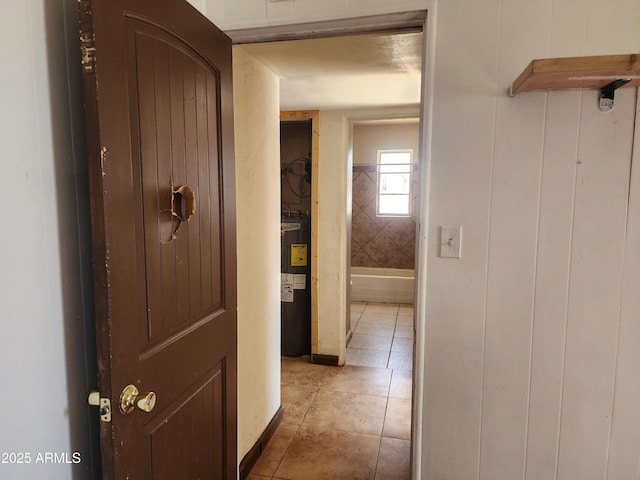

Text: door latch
xmin=88 ymin=391 xmax=112 ymax=423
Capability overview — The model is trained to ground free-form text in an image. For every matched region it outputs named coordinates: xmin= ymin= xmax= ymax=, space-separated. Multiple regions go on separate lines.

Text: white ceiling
xmin=237 ymin=31 xmax=423 ymax=111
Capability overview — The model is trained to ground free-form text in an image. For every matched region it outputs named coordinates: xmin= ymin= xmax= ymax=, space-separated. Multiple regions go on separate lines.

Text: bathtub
xmin=350 ymin=267 xmax=414 ymax=304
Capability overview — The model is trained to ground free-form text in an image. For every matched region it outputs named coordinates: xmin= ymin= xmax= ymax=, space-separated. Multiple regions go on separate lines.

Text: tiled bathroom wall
xmin=351 ymin=165 xmax=417 ymax=269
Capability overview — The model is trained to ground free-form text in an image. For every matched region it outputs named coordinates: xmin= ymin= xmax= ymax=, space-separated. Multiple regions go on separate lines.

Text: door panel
xmin=145 ymin=364 xmax=224 ymax=479
xmin=79 ymin=1 xmax=236 ymax=478
xmin=130 ymin=21 xmax=224 ymax=344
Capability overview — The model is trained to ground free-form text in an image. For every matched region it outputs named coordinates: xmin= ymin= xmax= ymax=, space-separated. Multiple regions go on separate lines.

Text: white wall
xmin=207 ymin=0 xmax=640 ymax=479
xmin=232 ymin=47 xmax=282 ymax=460
xmin=206 ymin=0 xmax=430 ymax=30
xmin=0 ymin=1 xmax=98 ymax=479
xmin=425 ymin=1 xmax=640 ymax=479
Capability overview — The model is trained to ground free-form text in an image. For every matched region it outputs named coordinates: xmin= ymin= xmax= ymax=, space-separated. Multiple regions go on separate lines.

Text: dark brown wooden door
xmin=79 ymin=1 xmax=236 ymax=478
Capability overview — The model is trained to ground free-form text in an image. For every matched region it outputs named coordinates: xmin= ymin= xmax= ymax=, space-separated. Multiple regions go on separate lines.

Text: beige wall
xmin=212 ymin=1 xmax=640 ymax=479
xmin=232 ymin=47 xmax=282 ymax=460
xmin=316 ymin=110 xmax=350 ymax=361
xmin=352 ymin=123 xmax=420 ymax=165
xmin=186 ymin=0 xmax=206 ymax=14
xmin=312 ymin=109 xmax=422 ymax=362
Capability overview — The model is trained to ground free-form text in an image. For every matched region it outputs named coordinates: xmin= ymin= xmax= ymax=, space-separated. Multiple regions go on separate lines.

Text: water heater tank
xmin=280 ymin=214 xmax=311 ymax=356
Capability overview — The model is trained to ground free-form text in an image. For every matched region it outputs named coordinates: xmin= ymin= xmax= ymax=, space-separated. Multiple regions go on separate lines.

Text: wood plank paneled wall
xmin=426 ymin=88 xmax=640 ymax=480
xmin=424 ymin=0 xmax=640 ymax=478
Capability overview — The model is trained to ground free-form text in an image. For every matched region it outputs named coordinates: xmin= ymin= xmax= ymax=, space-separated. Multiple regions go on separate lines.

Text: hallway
xmin=248 ymin=302 xmax=413 ymax=480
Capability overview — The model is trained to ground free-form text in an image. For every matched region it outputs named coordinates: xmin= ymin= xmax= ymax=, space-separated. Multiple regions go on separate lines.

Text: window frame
xmin=376 ymin=148 xmax=414 ymax=217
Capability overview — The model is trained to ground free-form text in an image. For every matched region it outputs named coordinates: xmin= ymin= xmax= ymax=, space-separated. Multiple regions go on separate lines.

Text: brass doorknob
xmin=119 ymin=384 xmax=157 ymax=414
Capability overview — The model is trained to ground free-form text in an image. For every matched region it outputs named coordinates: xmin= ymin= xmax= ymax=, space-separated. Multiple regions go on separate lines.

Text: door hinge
xmin=88 ymin=391 xmax=112 ymax=423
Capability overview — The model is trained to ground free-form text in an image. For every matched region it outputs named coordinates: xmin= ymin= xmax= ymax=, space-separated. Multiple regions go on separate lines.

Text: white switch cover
xmin=440 ymin=226 xmax=462 ymax=258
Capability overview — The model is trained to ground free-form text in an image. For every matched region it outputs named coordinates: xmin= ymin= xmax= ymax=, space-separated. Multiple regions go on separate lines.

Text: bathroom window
xmin=377 ymin=149 xmax=413 ymax=216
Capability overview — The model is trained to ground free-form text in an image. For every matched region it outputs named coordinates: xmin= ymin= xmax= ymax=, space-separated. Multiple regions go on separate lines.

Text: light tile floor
xmin=248 ymin=302 xmax=414 ymax=480
xmin=347 ymin=302 xmax=414 ymax=372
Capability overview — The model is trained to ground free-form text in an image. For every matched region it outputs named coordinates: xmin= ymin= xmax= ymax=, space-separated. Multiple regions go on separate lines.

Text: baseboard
xmin=238 ymin=405 xmax=284 ymax=480
xmin=311 ymin=353 xmax=340 ymax=366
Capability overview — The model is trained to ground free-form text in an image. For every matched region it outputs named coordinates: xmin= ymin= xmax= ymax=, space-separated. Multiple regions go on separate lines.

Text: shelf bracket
xmin=599 ymin=79 xmax=631 ymax=112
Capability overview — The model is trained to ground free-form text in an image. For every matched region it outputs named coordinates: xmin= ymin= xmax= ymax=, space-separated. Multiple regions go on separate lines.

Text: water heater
xmin=280 ymin=214 xmax=311 ymax=356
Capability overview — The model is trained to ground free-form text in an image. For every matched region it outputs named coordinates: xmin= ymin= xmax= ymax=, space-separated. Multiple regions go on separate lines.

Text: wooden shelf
xmin=510 ymin=53 xmax=640 ymax=96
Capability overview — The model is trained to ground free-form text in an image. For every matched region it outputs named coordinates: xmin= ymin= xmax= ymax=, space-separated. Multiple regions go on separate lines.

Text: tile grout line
xmin=270 ymin=422 xmax=301 ymax=480
xmin=324 ymin=302 xmax=413 ymax=476
xmin=374 ymin=375 xmax=393 ymax=480
xmin=269 ymin=347 xmax=413 ymax=480
xmin=271 ymin=366 xmax=330 ymax=479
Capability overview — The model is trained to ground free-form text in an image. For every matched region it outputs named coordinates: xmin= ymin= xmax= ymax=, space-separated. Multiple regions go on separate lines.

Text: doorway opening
xmin=347 ymin=117 xmax=420 ymax=374
xmin=233 ymin=12 xmax=430 ymax=480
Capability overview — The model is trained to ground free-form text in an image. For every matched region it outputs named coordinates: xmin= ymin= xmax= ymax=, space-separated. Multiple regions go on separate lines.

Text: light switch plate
xmin=440 ymin=226 xmax=462 ymax=258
